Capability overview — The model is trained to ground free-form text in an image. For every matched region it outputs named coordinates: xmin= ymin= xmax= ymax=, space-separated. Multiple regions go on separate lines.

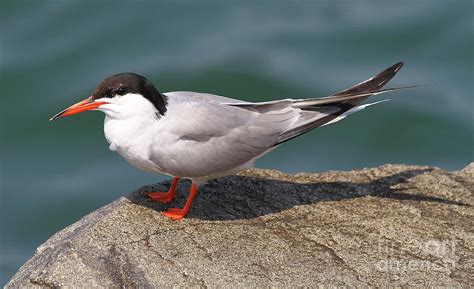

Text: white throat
xmin=96 ymin=93 xmax=160 ymax=120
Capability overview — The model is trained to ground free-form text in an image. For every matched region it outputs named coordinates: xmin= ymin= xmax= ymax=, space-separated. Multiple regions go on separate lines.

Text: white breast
xmin=103 ymin=115 xmax=163 ymax=173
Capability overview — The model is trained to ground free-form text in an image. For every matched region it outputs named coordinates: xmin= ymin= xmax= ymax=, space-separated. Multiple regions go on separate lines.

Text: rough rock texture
xmin=7 ymin=164 xmax=474 ymax=287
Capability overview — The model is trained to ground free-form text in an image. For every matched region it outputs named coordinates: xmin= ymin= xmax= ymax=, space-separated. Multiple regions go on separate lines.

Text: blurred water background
xmin=1 ymin=0 xmax=472 ymax=284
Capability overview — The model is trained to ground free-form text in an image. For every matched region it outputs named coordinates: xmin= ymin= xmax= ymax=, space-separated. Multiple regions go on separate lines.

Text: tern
xmin=51 ymin=62 xmax=408 ymax=220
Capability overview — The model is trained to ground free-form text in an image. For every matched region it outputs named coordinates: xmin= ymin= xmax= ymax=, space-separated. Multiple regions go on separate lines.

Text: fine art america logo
xmin=376 ymin=238 xmax=457 ymax=272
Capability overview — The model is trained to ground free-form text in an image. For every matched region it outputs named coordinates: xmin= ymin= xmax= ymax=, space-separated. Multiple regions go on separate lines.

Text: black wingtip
xmin=333 ymin=61 xmax=405 ymax=97
xmin=373 ymin=61 xmax=405 ymax=82
xmin=387 ymin=61 xmax=404 ymax=73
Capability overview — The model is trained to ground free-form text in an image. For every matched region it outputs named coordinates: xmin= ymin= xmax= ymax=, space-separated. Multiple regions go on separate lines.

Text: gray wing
xmin=164 ymin=91 xmax=250 ymax=104
xmin=151 ymin=99 xmax=295 ymax=178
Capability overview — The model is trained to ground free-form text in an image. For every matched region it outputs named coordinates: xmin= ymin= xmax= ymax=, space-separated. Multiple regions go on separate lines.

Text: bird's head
xmin=50 ymin=73 xmax=167 ymax=121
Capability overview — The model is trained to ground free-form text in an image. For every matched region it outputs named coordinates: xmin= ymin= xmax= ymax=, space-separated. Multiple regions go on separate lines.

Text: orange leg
xmin=161 ymin=182 xmax=198 ymax=221
xmin=147 ymin=177 xmax=179 ymax=204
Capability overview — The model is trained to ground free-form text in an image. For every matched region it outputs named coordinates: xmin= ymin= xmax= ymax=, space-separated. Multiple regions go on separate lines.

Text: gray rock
xmin=7 ymin=164 xmax=473 ymax=287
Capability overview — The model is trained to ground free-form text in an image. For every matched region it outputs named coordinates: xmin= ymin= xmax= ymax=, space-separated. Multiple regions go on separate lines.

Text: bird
xmin=51 ymin=62 xmax=408 ymax=220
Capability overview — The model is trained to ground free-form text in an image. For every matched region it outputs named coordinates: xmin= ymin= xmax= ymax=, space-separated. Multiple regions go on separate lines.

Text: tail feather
xmin=321 ymin=99 xmax=390 ymax=127
xmin=276 ymin=62 xmax=405 ymax=145
xmin=292 ymin=85 xmax=414 ymax=108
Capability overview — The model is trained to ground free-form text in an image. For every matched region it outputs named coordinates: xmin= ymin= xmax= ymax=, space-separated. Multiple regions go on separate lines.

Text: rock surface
xmin=7 ymin=164 xmax=473 ymax=287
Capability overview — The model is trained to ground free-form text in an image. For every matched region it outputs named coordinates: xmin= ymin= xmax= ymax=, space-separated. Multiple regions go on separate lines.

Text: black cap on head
xmin=92 ymin=73 xmax=168 ymax=115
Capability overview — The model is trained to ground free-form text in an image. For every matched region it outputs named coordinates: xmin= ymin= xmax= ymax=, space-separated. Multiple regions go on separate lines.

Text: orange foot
xmin=147 ymin=177 xmax=179 ymax=204
xmin=161 ymin=208 xmax=188 ymax=221
xmin=161 ymin=182 xmax=198 ymax=221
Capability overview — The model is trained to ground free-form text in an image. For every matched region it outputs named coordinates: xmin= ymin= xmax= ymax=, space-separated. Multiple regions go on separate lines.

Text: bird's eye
xmin=115 ymin=87 xmax=128 ymax=96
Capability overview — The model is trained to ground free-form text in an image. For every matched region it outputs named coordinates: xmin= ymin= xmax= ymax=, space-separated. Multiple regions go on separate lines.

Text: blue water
xmin=1 ymin=1 xmax=472 ymax=285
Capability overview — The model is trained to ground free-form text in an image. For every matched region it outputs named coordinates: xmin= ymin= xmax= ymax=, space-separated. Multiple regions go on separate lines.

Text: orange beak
xmin=49 ymin=96 xmax=107 ymax=121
